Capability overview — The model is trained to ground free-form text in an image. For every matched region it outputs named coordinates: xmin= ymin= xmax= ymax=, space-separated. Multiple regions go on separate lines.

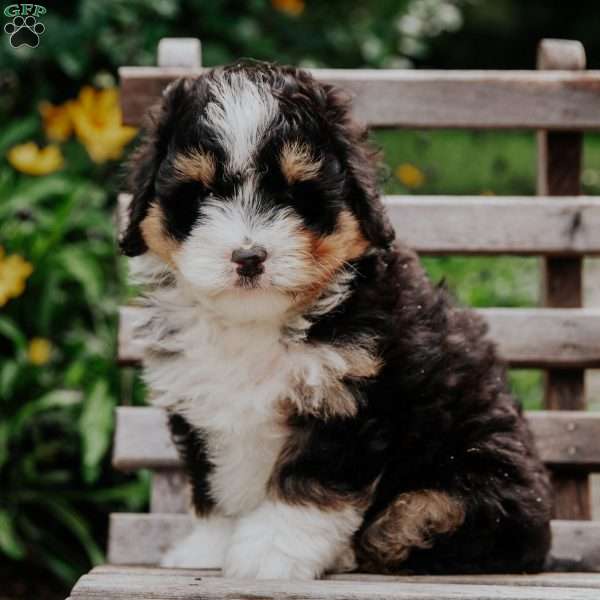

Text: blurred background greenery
xmin=2 ymin=0 xmax=600 ymax=597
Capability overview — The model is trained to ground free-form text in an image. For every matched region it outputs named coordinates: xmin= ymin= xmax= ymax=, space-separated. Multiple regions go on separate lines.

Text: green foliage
xmin=0 ymin=117 xmax=148 ymax=586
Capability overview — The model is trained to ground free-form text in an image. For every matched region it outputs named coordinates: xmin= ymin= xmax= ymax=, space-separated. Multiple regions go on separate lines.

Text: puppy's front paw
xmin=223 ymin=501 xmax=359 ymax=580
xmin=224 ymin=540 xmax=317 ymax=580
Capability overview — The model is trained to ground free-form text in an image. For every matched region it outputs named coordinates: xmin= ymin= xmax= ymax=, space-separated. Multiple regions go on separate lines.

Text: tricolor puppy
xmin=121 ymin=62 xmax=552 ymax=579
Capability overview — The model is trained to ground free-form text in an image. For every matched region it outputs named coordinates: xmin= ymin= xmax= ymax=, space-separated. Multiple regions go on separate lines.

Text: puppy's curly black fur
xmin=122 ymin=62 xmax=552 ymax=576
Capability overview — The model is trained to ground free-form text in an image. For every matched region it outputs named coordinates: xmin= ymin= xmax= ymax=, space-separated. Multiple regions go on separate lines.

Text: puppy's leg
xmin=357 ymin=490 xmax=465 ymax=571
xmin=161 ymin=515 xmax=234 ymax=568
xmin=223 ymin=500 xmax=362 ymax=579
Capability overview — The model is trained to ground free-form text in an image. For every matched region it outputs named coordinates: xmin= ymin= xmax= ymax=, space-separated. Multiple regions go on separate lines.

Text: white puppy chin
xmin=193 ymin=286 xmax=295 ymax=324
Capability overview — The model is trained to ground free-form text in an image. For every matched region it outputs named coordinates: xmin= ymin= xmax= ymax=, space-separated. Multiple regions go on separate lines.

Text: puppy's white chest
xmin=144 ymin=314 xmax=294 ymax=515
xmin=140 ymin=300 xmax=360 ymax=516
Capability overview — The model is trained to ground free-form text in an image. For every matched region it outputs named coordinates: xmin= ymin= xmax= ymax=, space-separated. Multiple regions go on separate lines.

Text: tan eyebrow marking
xmin=280 ymin=141 xmax=322 ymax=184
xmin=173 ymin=150 xmax=216 ymax=186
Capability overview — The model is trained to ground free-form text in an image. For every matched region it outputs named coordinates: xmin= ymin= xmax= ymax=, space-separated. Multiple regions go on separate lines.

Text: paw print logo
xmin=4 ymin=15 xmax=45 ymax=48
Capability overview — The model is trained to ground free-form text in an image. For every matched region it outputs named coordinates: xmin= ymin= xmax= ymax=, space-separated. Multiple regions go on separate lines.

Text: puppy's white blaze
xmin=205 ymin=71 xmax=278 ymax=172
xmin=224 ymin=501 xmax=363 ymax=579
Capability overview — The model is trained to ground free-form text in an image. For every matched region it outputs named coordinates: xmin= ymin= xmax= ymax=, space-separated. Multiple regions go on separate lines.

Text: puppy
xmin=120 ymin=62 xmax=552 ymax=579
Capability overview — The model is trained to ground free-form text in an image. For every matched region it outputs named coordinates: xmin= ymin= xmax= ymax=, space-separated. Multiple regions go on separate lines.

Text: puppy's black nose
xmin=231 ymin=245 xmax=267 ymax=277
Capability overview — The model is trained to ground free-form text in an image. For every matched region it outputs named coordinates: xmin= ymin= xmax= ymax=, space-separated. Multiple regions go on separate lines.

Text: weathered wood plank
xmin=157 ymin=38 xmax=201 ymax=69
xmin=113 ymin=406 xmax=179 ymax=470
xmin=116 ymin=193 xmax=600 ymax=256
xmin=479 ymin=308 xmax=600 ymax=368
xmin=527 ymin=412 xmax=600 ymax=469
xmin=88 ymin=565 xmax=600 ymax=588
xmin=117 ymin=305 xmax=600 ymax=368
xmin=112 ymin=407 xmax=600 ymax=472
xmin=119 ymin=67 xmax=600 ymax=130
xmin=70 ymin=569 xmax=600 ymax=600
xmin=106 ymin=514 xmax=600 ymax=575
xmin=71 ymin=571 xmax=600 ymax=600
xmin=537 ymin=38 xmax=590 ymax=521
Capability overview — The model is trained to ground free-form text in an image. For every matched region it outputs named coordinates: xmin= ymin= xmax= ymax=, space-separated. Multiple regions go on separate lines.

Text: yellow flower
xmin=480 ymin=190 xmax=496 ymax=196
xmin=39 ymin=100 xmax=73 ymax=142
xmin=272 ymin=0 xmax=305 ymax=16
xmin=28 ymin=337 xmax=52 ymax=366
xmin=69 ymin=86 xmax=137 ymax=163
xmin=395 ymin=163 xmax=425 ymax=189
xmin=0 ymin=247 xmax=33 ymax=307
xmin=7 ymin=142 xmax=64 ymax=176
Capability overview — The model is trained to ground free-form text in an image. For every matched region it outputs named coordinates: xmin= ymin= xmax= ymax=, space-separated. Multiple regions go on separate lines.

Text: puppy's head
xmin=121 ymin=62 xmax=394 ymax=320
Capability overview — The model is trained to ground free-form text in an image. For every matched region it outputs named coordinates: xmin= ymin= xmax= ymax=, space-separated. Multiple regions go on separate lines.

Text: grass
xmin=372 ymin=130 xmax=600 ymax=410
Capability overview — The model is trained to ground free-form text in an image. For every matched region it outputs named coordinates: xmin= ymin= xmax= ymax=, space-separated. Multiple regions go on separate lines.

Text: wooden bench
xmin=69 ymin=37 xmax=600 ymax=599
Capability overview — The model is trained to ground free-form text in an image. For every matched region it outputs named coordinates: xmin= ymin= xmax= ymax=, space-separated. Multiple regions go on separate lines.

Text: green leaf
xmin=0 ymin=175 xmax=77 ymax=220
xmin=11 ymin=390 xmax=82 ymax=436
xmin=39 ymin=498 xmax=104 ymax=565
xmin=57 ymin=246 xmax=104 ymax=303
xmin=0 ymin=360 xmax=20 ymax=400
xmin=0 ymin=510 xmax=26 ymax=560
xmin=0 ymin=421 xmax=8 ymax=470
xmin=0 ymin=316 xmax=27 ymax=355
xmin=79 ymin=380 xmax=114 ymax=483
xmin=0 ymin=116 xmax=38 ymax=155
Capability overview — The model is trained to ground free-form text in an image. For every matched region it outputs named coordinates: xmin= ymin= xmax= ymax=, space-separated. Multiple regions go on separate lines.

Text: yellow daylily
xmin=28 ymin=337 xmax=52 ymax=366
xmin=7 ymin=142 xmax=64 ymax=176
xmin=39 ymin=100 xmax=73 ymax=142
xmin=69 ymin=86 xmax=137 ymax=163
xmin=395 ymin=163 xmax=425 ymax=189
xmin=272 ymin=0 xmax=305 ymax=16
xmin=0 ymin=247 xmax=33 ymax=307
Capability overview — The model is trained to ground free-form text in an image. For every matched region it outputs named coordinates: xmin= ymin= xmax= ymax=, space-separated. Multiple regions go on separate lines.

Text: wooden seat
xmin=68 ymin=37 xmax=600 ymax=599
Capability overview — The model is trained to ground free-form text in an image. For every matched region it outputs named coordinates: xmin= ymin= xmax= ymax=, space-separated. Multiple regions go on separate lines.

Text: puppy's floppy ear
xmin=322 ymin=84 xmax=395 ymax=249
xmin=120 ymin=77 xmax=193 ymax=257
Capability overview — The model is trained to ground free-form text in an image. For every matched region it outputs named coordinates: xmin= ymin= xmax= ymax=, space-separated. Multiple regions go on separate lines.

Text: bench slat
xmin=117 ymin=305 xmax=600 ymax=368
xmin=117 ymin=194 xmax=600 ymax=256
xmin=112 ymin=407 xmax=600 ymax=471
xmin=119 ymin=67 xmax=600 ymax=130
xmin=106 ymin=513 xmax=600 ymax=575
xmin=87 ymin=565 xmax=600 ymax=589
xmin=71 ymin=571 xmax=600 ymax=600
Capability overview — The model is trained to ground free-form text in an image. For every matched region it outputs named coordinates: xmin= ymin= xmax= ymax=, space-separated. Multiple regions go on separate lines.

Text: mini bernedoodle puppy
xmin=121 ymin=62 xmax=552 ymax=579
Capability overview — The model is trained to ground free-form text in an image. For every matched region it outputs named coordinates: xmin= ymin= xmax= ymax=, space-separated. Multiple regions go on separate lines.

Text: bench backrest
xmin=112 ymin=39 xmax=600 ymax=566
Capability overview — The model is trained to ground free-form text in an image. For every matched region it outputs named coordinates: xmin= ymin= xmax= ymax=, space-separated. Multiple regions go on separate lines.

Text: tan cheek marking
xmin=358 ymin=490 xmax=465 ymax=570
xmin=140 ymin=204 xmax=180 ymax=266
xmin=289 ymin=211 xmax=370 ymax=310
xmin=173 ymin=150 xmax=216 ymax=186
xmin=280 ymin=141 xmax=322 ymax=184
xmin=313 ymin=211 xmax=370 ymax=269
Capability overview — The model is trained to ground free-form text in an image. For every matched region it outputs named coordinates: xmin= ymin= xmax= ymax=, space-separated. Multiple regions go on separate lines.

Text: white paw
xmin=160 ymin=516 xmax=233 ymax=569
xmin=224 ymin=541 xmax=317 ymax=580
